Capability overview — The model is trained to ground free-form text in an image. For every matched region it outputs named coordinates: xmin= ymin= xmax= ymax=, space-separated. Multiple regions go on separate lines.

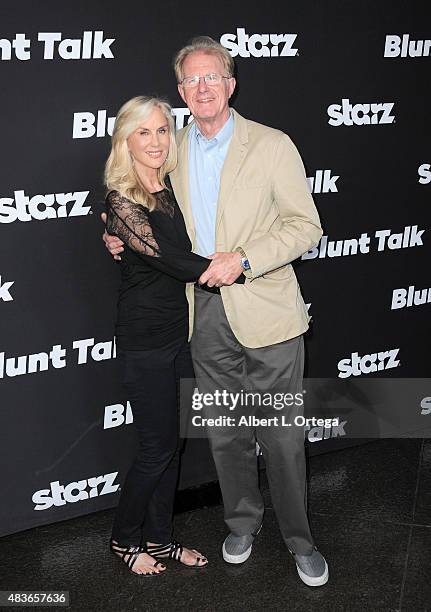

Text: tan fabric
xmin=169 ymin=109 xmax=323 ymax=348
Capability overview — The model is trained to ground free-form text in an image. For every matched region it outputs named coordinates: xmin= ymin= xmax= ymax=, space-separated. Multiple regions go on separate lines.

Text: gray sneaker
xmin=290 ymin=547 xmax=329 ymax=587
xmin=222 ymin=525 xmax=262 ymax=564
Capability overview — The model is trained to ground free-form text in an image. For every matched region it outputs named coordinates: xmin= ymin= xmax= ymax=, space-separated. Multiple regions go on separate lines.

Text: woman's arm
xmin=106 ymin=191 xmax=210 ymax=282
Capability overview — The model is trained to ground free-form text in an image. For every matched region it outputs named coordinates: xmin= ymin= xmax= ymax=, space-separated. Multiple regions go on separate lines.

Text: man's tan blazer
xmin=170 ymin=108 xmax=323 ymax=349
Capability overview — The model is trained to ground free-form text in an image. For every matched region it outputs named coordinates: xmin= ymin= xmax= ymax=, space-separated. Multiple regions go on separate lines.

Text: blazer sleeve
xmin=237 ymin=132 xmax=323 ymax=279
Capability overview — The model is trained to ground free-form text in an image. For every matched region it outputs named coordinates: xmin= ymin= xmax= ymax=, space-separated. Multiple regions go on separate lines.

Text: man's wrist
xmin=235 ymin=247 xmax=253 ymax=278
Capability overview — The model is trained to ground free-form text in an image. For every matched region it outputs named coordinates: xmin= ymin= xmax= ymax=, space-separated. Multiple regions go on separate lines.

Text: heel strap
xmin=110 ymin=539 xmax=146 ymax=572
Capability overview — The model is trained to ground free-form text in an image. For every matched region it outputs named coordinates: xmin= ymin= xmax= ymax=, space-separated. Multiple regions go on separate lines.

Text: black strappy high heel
xmin=110 ymin=539 xmax=166 ymax=576
xmin=146 ymin=540 xmax=208 ymax=568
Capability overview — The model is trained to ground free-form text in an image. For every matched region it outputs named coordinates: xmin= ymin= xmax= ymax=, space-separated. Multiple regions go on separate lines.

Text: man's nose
xmin=197 ymin=76 xmax=209 ymax=93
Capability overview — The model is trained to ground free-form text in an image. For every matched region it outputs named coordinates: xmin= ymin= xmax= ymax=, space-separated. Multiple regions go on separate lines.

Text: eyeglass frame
xmin=179 ymin=73 xmax=233 ymax=89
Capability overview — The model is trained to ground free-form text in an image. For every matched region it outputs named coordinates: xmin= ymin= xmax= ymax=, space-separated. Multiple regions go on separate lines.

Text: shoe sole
xmin=222 ymin=523 xmax=262 ymax=564
xmin=296 ymin=560 xmax=329 ymax=587
xmin=222 ymin=541 xmax=253 ymax=564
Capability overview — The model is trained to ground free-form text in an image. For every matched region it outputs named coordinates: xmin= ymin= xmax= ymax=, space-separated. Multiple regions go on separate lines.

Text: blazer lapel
xmin=171 ymin=125 xmax=196 ymax=245
xmin=216 ymin=109 xmax=249 ymax=231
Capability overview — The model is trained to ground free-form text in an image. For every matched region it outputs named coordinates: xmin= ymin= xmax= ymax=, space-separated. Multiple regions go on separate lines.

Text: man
xmin=104 ymin=36 xmax=328 ymax=587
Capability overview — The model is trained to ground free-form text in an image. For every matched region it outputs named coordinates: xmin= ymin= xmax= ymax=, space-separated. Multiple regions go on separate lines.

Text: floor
xmin=0 ymin=439 xmax=429 ymax=612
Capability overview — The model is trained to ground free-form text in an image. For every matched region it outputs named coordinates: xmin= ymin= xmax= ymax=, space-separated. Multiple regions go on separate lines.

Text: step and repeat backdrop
xmin=0 ymin=0 xmax=429 ymax=536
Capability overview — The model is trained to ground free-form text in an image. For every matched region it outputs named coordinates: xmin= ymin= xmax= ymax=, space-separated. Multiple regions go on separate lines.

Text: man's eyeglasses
xmin=180 ymin=73 xmax=232 ymax=89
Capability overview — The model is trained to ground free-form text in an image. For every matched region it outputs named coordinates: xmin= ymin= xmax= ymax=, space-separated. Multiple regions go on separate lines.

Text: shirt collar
xmin=192 ymin=110 xmax=234 ymax=147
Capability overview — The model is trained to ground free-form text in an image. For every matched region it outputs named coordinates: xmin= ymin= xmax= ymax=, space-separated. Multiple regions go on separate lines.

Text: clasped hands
xmin=199 ymin=251 xmax=243 ymax=287
xmin=101 ymin=212 xmax=243 ymax=287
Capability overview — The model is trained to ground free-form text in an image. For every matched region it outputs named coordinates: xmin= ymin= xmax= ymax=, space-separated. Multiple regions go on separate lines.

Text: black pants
xmin=111 ymin=338 xmax=194 ymax=547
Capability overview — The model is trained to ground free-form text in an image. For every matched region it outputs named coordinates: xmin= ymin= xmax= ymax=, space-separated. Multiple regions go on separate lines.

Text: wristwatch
xmin=240 ymin=256 xmax=251 ymax=271
xmin=236 ymin=247 xmax=251 ymax=272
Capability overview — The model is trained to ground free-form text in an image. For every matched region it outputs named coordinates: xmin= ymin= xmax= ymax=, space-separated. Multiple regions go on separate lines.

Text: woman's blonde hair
xmin=104 ymin=96 xmax=177 ymax=210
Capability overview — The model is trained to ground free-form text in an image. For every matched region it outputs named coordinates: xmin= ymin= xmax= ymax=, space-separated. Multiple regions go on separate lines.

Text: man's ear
xmin=177 ymin=84 xmax=186 ymax=105
xmin=228 ymin=77 xmax=236 ymax=99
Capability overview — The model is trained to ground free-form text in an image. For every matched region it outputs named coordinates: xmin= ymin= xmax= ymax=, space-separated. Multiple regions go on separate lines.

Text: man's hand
xmin=198 ymin=252 xmax=243 ymax=287
xmin=101 ymin=212 xmax=124 ymax=261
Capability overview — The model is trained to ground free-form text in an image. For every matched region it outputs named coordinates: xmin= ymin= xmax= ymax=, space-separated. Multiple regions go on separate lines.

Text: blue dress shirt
xmin=188 ymin=112 xmax=234 ymax=256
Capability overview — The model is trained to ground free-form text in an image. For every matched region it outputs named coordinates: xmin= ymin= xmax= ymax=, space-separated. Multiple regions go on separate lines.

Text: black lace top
xmin=106 ymin=185 xmax=210 ymax=350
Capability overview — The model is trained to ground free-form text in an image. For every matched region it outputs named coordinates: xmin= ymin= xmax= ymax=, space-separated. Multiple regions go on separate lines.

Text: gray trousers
xmin=190 ymin=287 xmax=314 ymax=555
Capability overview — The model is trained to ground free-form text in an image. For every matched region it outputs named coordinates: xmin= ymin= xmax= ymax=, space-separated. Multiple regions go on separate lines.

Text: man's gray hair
xmin=173 ymin=36 xmax=235 ymax=83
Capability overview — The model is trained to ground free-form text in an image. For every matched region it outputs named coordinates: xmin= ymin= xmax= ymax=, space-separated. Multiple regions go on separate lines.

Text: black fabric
xmin=106 ymin=186 xmax=205 ymax=544
xmin=111 ymin=339 xmax=195 ymax=546
xmin=195 ymin=282 xmax=221 ymax=295
xmin=105 ymin=184 xmax=210 ymax=350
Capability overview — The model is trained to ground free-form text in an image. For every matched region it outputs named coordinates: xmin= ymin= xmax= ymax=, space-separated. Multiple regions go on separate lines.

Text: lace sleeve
xmin=105 ymin=189 xmax=246 ymax=285
xmin=106 ymin=191 xmax=160 ymax=257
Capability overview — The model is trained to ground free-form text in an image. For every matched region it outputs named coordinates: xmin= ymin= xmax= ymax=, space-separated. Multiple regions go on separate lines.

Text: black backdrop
xmin=1 ymin=0 xmax=430 ymax=536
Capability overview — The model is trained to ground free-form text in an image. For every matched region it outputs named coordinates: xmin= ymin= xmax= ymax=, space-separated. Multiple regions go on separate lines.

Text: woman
xmin=104 ymin=96 xmax=219 ymax=576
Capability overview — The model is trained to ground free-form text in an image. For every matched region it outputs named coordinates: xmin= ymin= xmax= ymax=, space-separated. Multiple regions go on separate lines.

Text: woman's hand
xmin=101 ymin=212 xmax=124 ymax=260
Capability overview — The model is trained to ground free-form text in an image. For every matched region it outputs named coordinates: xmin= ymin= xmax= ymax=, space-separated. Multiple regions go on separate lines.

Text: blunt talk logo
xmin=327 ymin=99 xmax=395 ymax=126
xmin=306 ymin=420 xmax=347 ymax=442
xmin=73 ymin=110 xmax=116 ymax=138
xmin=0 ymin=190 xmax=91 ymax=223
xmin=307 ymin=170 xmax=339 ymax=194
xmin=302 ymin=225 xmax=424 ymax=260
xmin=338 ymin=349 xmax=400 ymax=379
xmin=0 ymin=276 xmax=14 ymax=302
xmin=384 ymin=34 xmax=431 ymax=58
xmin=104 ymin=402 xmax=134 ymax=429
xmin=73 ymin=108 xmax=192 ymax=138
xmin=220 ymin=28 xmax=298 ymax=58
xmin=32 ymin=472 xmax=120 ymax=511
xmin=0 ymin=337 xmax=116 ymax=380
xmin=391 ymin=285 xmax=431 ymax=310
xmin=0 ymin=31 xmax=115 ymax=60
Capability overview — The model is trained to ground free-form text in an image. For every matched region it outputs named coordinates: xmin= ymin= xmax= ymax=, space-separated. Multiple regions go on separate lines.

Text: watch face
xmin=242 ymin=258 xmax=250 ymax=270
